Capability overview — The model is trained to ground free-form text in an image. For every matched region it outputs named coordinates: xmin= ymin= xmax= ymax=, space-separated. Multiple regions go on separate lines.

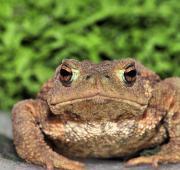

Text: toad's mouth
xmin=50 ymin=94 xmax=147 ymax=108
xmin=49 ymin=94 xmax=148 ymax=118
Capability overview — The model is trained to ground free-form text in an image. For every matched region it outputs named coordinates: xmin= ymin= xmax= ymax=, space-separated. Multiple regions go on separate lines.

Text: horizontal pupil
xmin=125 ymin=69 xmax=136 ymax=77
xmin=60 ymin=69 xmax=72 ymax=77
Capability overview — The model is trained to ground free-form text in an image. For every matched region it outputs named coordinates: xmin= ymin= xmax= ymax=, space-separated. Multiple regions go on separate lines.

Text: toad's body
xmin=12 ymin=59 xmax=180 ymax=170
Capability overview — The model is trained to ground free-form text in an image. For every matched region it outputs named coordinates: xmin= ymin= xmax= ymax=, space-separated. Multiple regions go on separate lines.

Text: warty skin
xmin=12 ymin=58 xmax=180 ymax=170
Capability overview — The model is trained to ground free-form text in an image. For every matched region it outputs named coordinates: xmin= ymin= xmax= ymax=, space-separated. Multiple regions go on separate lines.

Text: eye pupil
xmin=59 ymin=66 xmax=72 ymax=84
xmin=125 ymin=69 xmax=137 ymax=78
xmin=124 ymin=67 xmax=137 ymax=84
xmin=60 ymin=69 xmax=72 ymax=77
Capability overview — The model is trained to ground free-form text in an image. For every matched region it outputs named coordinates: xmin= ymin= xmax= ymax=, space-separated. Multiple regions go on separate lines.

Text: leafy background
xmin=0 ymin=0 xmax=179 ymax=111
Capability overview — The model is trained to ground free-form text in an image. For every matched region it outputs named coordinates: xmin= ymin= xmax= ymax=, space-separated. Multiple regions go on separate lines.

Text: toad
xmin=12 ymin=59 xmax=180 ymax=170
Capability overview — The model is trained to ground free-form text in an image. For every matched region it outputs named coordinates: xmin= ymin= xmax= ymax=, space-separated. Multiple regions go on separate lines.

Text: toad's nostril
xmin=86 ymin=75 xmax=91 ymax=80
xmin=104 ymin=75 xmax=110 ymax=79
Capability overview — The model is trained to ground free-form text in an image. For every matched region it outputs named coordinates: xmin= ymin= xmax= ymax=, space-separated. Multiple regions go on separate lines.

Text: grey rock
xmin=0 ymin=113 xmax=12 ymax=138
xmin=0 ymin=111 xmax=179 ymax=170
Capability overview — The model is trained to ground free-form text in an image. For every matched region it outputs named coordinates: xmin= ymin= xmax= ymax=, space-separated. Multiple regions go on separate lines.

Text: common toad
xmin=12 ymin=59 xmax=180 ymax=170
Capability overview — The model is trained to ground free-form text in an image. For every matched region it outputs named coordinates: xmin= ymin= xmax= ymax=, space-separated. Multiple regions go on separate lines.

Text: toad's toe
xmin=126 ymin=156 xmax=161 ymax=167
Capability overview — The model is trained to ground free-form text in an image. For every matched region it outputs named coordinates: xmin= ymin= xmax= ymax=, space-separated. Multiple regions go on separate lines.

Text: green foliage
xmin=0 ymin=0 xmax=179 ymax=111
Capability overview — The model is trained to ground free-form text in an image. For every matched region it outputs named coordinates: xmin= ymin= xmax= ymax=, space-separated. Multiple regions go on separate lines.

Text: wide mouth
xmin=50 ymin=94 xmax=146 ymax=108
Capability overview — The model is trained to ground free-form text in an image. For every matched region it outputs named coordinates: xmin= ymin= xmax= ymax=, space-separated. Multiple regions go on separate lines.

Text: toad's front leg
xmin=127 ymin=78 xmax=180 ymax=167
xmin=12 ymin=99 xmax=85 ymax=170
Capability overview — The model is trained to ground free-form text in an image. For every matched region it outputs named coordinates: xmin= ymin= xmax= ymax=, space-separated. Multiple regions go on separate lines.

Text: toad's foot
xmin=45 ymin=157 xmax=85 ymax=170
xmin=126 ymin=144 xmax=180 ymax=167
xmin=126 ymin=155 xmax=164 ymax=167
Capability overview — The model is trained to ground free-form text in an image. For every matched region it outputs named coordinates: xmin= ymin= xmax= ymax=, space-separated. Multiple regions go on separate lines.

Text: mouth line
xmin=50 ymin=94 xmax=147 ymax=108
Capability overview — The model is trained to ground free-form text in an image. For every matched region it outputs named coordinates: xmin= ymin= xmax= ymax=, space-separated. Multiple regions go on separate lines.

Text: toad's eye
xmin=123 ymin=64 xmax=137 ymax=84
xmin=58 ymin=64 xmax=79 ymax=86
xmin=59 ymin=65 xmax=73 ymax=85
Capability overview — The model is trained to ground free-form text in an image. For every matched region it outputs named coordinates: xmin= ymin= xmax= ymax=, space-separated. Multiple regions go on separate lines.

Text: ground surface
xmin=0 ymin=111 xmax=179 ymax=170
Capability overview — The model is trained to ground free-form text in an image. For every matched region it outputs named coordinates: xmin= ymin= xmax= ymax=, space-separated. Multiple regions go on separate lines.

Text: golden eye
xmin=59 ymin=65 xmax=73 ymax=85
xmin=124 ymin=64 xmax=137 ymax=84
xmin=58 ymin=64 xmax=80 ymax=86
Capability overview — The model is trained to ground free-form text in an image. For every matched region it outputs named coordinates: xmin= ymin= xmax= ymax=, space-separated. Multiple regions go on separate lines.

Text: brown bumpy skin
xmin=127 ymin=78 xmax=180 ymax=167
xmin=12 ymin=59 xmax=180 ymax=170
xmin=12 ymin=100 xmax=85 ymax=170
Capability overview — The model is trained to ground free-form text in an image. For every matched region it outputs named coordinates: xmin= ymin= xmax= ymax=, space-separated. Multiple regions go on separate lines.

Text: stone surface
xmin=0 ymin=111 xmax=180 ymax=170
